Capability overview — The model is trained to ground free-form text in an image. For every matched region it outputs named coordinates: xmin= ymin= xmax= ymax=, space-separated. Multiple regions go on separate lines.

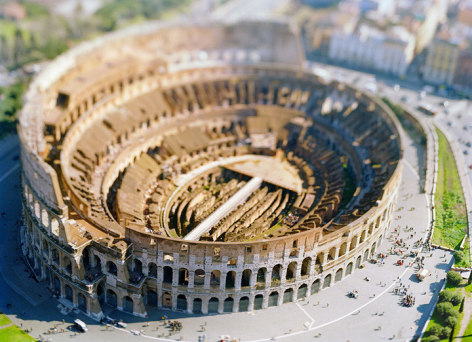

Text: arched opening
xmin=241 ymin=269 xmax=251 ymax=287
xmin=193 ymin=298 xmax=203 ymax=314
xmin=356 ymin=256 xmax=362 ymax=268
xmin=147 ymin=289 xmax=157 ymax=306
xmin=82 ymin=247 xmax=91 ymax=269
xmin=52 ymin=248 xmax=59 ymax=265
xmin=53 ymin=276 xmax=60 ymax=294
xmin=297 ymin=284 xmax=308 ymax=299
xmin=335 ymin=268 xmax=343 ymax=282
xmin=346 ymin=262 xmax=353 ymax=276
xmin=41 ymin=239 xmax=49 ymax=256
xmin=271 ymin=264 xmax=281 ymax=286
xmin=123 ymin=296 xmax=134 ymax=313
xmin=339 ymin=242 xmax=348 ymax=257
xmin=257 ymin=268 xmax=266 ymax=286
xmin=286 ymin=262 xmax=297 ymax=281
xmin=254 ymin=294 xmax=263 ymax=310
xmin=208 ymin=297 xmax=219 ymax=313
xmin=301 ymin=257 xmax=311 ymax=277
xmin=283 ymin=288 xmax=294 ymax=303
xmin=163 ymin=266 xmax=173 ymax=284
xmin=78 ymin=293 xmax=87 ymax=312
xmin=314 ymin=254 xmax=323 ymax=274
xmin=239 ymin=296 xmax=249 ymax=312
xmin=350 ymin=236 xmax=358 ymax=251
xmin=363 ymin=249 xmax=370 ymax=262
xmin=210 ymin=270 xmax=220 ymax=287
xmin=226 ymin=271 xmax=236 ymax=289
xmin=194 ymin=269 xmax=205 ymax=287
xmin=223 ymin=297 xmax=234 ymax=313
xmin=107 ymin=261 xmax=117 ymax=276
xmin=177 ymin=294 xmax=187 ymax=311
xmin=360 ymin=230 xmax=366 ymax=243
xmin=268 ymin=292 xmax=279 ymax=307
xmin=65 ymin=284 xmax=73 ymax=302
xmin=323 ymin=274 xmax=332 ymax=288
xmin=368 ymin=223 xmax=374 ymax=235
xmin=311 ymin=279 xmax=321 ymax=294
xmin=328 ymin=247 xmax=336 ymax=261
xmin=94 ymin=255 xmax=102 ymax=273
xmin=371 ymin=242 xmax=376 ymax=257
xmin=97 ymin=281 xmax=105 ymax=305
xmin=148 ymin=263 xmax=157 ymax=278
xmin=63 ymin=256 xmax=72 ymax=274
xmin=106 ymin=289 xmax=117 ymax=308
xmin=178 ymin=268 xmax=189 ymax=285
xmin=129 ymin=258 xmax=144 ymax=284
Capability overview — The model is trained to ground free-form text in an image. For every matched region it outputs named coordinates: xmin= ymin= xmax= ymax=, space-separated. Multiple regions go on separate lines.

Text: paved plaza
xmin=0 ymin=123 xmax=454 ymax=342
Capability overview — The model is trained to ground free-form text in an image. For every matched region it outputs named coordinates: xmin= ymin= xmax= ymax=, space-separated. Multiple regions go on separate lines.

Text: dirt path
xmin=456 ymin=292 xmax=472 ymax=341
xmin=0 ymin=322 xmax=14 ymax=330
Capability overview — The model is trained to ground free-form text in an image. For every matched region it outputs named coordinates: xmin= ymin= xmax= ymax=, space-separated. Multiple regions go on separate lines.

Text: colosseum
xmin=18 ymin=20 xmax=402 ymax=319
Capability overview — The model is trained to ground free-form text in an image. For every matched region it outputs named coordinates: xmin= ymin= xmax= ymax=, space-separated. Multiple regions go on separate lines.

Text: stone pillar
xmin=202 ymin=299 xmax=209 ymax=314
xmin=132 ymin=294 xmax=147 ymax=318
xmin=188 ymin=271 xmax=195 ymax=289
xmin=280 ymin=267 xmax=287 ymax=285
xmin=218 ymin=297 xmax=224 ymax=313
xmin=203 ymin=271 xmax=211 ymax=289
xmin=265 ymin=269 xmax=272 ymax=288
xmin=262 ymin=293 xmax=269 ymax=309
xmin=117 ymin=260 xmax=129 ymax=283
xmin=248 ymin=294 xmax=255 ymax=311
xmin=172 ymin=268 xmax=178 ymax=286
xmin=277 ymin=291 xmax=283 ymax=306
xmin=233 ymin=296 xmax=239 ymax=313
xmin=117 ymin=295 xmax=123 ymax=311
xmin=250 ymin=271 xmax=257 ymax=287
xmin=88 ymin=294 xmax=103 ymax=320
xmin=295 ymin=263 xmax=302 ymax=280
xmin=220 ymin=272 xmax=227 ymax=291
xmin=235 ymin=272 xmax=242 ymax=290
xmin=187 ymin=298 xmax=193 ymax=314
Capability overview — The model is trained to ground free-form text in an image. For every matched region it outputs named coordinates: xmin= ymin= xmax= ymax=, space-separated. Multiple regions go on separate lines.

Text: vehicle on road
xmin=417 ymin=103 xmax=438 ymax=116
xmin=348 ymin=290 xmax=359 ymax=298
xmin=416 ymin=268 xmax=431 ymax=281
xmin=74 ymin=319 xmax=88 ymax=332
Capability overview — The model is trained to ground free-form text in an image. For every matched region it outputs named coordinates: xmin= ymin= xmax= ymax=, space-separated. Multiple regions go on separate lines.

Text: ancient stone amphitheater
xmin=18 ymin=20 xmax=402 ymax=319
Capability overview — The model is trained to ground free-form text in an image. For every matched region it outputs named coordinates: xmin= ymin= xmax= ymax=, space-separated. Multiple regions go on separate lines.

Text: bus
xmin=417 ymin=103 xmax=438 ymax=116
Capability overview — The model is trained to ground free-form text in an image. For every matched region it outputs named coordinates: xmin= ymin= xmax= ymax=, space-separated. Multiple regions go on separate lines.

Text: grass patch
xmin=0 ymin=314 xmax=11 ymax=326
xmin=425 ymin=278 xmax=464 ymax=340
xmin=433 ymin=128 xmax=468 ymax=249
xmin=456 ymin=238 xmax=471 ymax=268
xmin=463 ymin=316 xmax=472 ymax=341
xmin=0 ymin=325 xmax=35 ymax=342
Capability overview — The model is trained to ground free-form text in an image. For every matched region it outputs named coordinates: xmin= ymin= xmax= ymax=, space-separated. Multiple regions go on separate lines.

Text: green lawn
xmin=0 ymin=314 xmax=11 ymax=326
xmin=463 ymin=315 xmax=472 ymax=341
xmin=425 ymin=280 xmax=464 ymax=341
xmin=432 ymin=128 xmax=468 ymax=249
xmin=0 ymin=325 xmax=35 ymax=342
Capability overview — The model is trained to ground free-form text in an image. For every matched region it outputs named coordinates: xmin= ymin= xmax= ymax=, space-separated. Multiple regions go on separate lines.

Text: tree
xmin=451 ymin=292 xmax=463 ymax=306
xmin=454 ymin=250 xmax=465 ymax=263
xmin=445 ymin=316 xmax=458 ymax=328
xmin=422 ymin=334 xmax=440 ymax=342
xmin=447 ymin=271 xmax=462 ymax=286
xmin=13 ymin=28 xmax=26 ymax=67
xmin=440 ymin=326 xmax=451 ymax=338
xmin=438 ymin=290 xmax=453 ymax=303
xmin=437 ymin=302 xmax=456 ymax=319
xmin=429 ymin=324 xmax=442 ymax=336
